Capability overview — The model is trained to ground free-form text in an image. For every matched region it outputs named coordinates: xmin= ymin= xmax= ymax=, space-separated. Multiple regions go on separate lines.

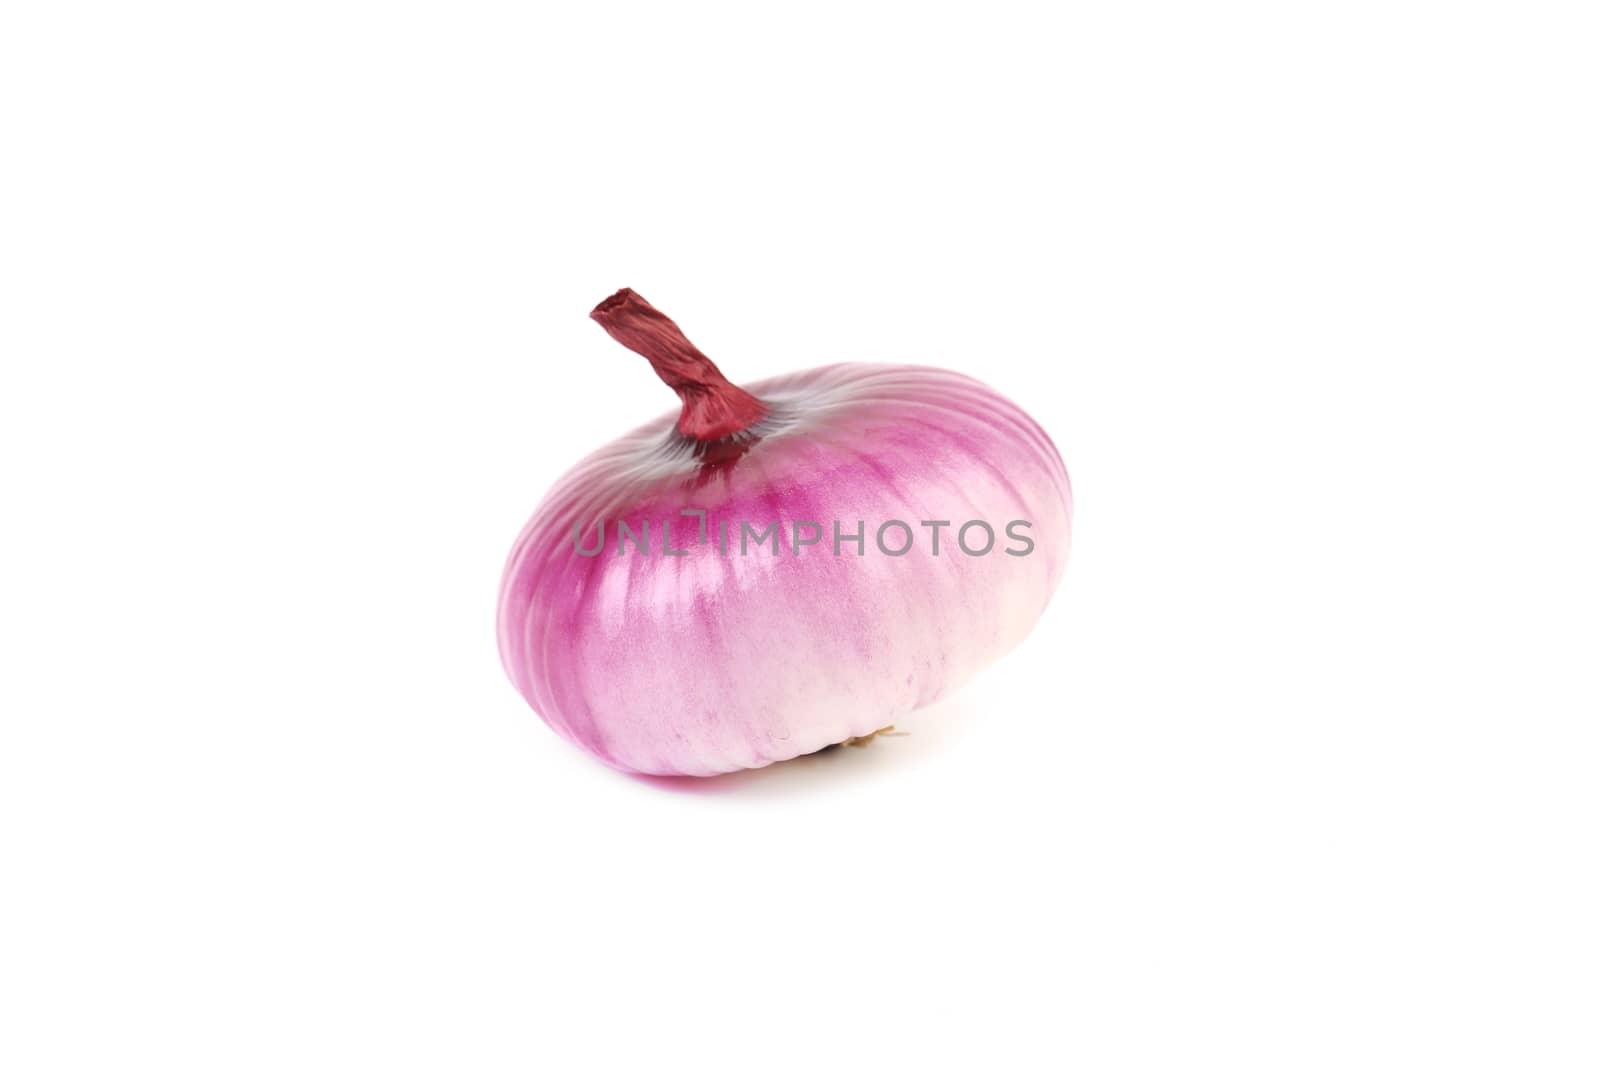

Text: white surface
xmin=2 ymin=3 xmax=1597 ymax=1064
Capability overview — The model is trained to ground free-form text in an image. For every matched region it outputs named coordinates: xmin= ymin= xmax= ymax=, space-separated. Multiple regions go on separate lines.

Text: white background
xmin=2 ymin=2 xmax=1597 ymax=1063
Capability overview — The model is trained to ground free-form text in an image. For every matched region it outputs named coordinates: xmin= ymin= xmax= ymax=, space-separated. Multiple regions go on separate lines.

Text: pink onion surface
xmin=498 ymin=291 xmax=1072 ymax=776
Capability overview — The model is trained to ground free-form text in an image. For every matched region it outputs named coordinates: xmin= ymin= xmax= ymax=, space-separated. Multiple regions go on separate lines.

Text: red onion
xmin=497 ymin=290 xmax=1072 ymax=776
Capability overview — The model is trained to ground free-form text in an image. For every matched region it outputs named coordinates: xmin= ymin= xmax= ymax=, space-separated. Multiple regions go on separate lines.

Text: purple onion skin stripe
xmin=497 ymin=291 xmax=1072 ymax=777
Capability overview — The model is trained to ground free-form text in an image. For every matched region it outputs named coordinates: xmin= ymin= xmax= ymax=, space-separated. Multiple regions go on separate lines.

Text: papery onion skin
xmin=497 ymin=294 xmax=1072 ymax=777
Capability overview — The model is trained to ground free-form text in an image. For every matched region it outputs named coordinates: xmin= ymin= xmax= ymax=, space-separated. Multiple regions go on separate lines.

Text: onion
xmin=497 ymin=290 xmax=1072 ymax=776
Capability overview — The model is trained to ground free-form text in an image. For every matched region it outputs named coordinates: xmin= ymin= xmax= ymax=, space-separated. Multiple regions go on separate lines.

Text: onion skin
xmin=497 ymin=293 xmax=1072 ymax=776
